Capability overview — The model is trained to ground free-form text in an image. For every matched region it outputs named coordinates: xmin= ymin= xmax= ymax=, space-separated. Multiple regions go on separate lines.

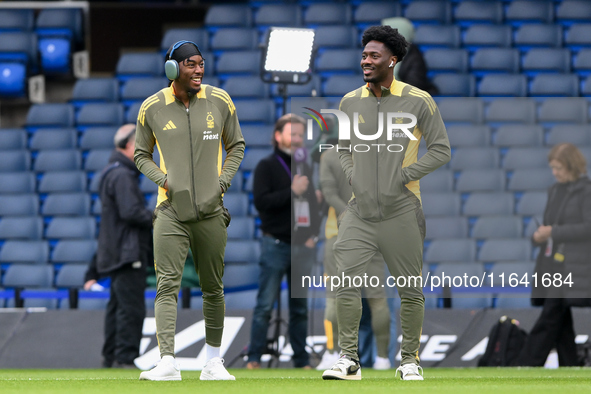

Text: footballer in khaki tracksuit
xmin=134 ymin=83 xmax=245 ymax=357
xmin=334 ymin=78 xmax=451 ymax=367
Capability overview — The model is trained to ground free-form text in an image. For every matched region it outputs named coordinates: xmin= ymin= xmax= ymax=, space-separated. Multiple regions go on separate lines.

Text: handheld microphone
xmin=293 ymin=147 xmax=307 ymax=176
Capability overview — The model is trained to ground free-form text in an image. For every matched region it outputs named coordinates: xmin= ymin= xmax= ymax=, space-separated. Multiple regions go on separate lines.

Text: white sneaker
xmin=373 ymin=356 xmax=391 ymax=370
xmin=200 ymin=357 xmax=236 ymax=381
xmin=395 ymin=363 xmax=424 ymax=380
xmin=139 ymin=357 xmax=181 ymax=381
xmin=322 ymin=355 xmax=362 ymax=380
xmin=316 ymin=351 xmax=340 ymax=370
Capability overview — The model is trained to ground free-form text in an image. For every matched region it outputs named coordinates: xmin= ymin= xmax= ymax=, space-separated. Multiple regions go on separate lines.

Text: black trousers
xmin=102 ymin=263 xmax=146 ymax=366
xmin=517 ymin=298 xmax=578 ymax=366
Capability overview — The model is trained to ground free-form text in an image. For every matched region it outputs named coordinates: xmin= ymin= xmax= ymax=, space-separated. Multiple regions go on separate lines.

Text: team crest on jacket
xmin=206 ymin=112 xmax=214 ymax=128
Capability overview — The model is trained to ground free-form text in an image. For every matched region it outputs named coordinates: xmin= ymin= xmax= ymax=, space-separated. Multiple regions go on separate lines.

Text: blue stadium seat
xmin=538 ymin=98 xmax=588 ymax=123
xmin=556 ymin=0 xmax=591 ymax=25
xmin=514 ymin=25 xmax=562 ymax=48
xmin=25 ymin=103 xmax=75 ymax=131
xmin=0 ymin=216 xmax=44 ymax=239
xmin=471 ymin=48 xmax=520 ymax=74
xmin=235 ymin=100 xmax=275 ymax=124
xmin=227 ymin=217 xmax=255 ymax=240
xmin=530 ymin=73 xmax=579 ymax=96
xmin=494 ymin=295 xmax=533 ymax=309
xmin=432 ymin=262 xmax=485 ymax=282
xmin=241 ymin=147 xmax=273 ymax=171
xmin=303 ymin=3 xmax=352 ymax=26
xmin=478 ymin=239 xmax=531 ymax=261
xmin=51 ymin=239 xmax=97 ymax=265
xmin=505 ymin=0 xmax=554 ymax=24
xmin=125 ymin=102 xmax=142 ymax=125
xmin=354 ymin=2 xmax=401 ymax=27
xmin=55 ymin=264 xmax=88 ymax=288
xmin=225 ymin=172 xmax=244 ymax=193
xmin=120 ymin=77 xmax=168 ymax=107
xmin=223 ymin=289 xmax=258 ymax=310
xmin=70 ymin=78 xmax=119 ymax=108
xmin=454 ymin=1 xmax=503 ymax=25
xmin=254 ymin=4 xmax=301 ymax=27
xmin=29 ymin=129 xmax=78 ymax=150
xmin=424 ymin=239 xmax=476 ymax=262
xmin=35 ymin=8 xmax=83 ymax=43
xmin=449 ymin=147 xmax=499 ymax=170
xmin=565 ymin=24 xmax=591 ymax=47
xmin=502 ymin=148 xmax=550 ymax=170
xmin=160 ymin=28 xmax=209 ymax=55
xmin=425 ymin=216 xmax=468 ymax=239
xmin=204 ymin=5 xmax=252 ymax=27
xmin=574 ymin=48 xmax=591 ymax=73
xmin=478 ymin=74 xmax=527 ymax=97
xmin=42 ymin=193 xmax=91 ymax=216
xmin=438 ymin=98 xmax=484 ymax=123
xmin=79 ymin=127 xmax=118 ymax=150
xmin=547 ymin=124 xmax=591 ymax=146
xmin=0 ymin=194 xmax=39 ymax=216
xmin=446 ymin=125 xmax=490 ymax=147
xmin=433 ymin=74 xmax=475 ymax=96
xmin=38 ymin=38 xmax=71 ymax=74
xmin=323 ymin=75 xmax=364 ymax=97
xmin=472 ymin=216 xmax=522 ymax=238
xmin=404 ymin=1 xmax=452 ymax=24
xmin=0 ymin=62 xmax=26 ymax=97
xmin=421 ymin=192 xmax=461 ymax=216
xmin=223 ymin=264 xmax=260 ymax=292
xmin=0 ymin=31 xmax=38 ymax=72
xmin=516 ymin=191 xmax=548 ymax=216
xmin=0 ymin=150 xmax=30 ymax=172
xmin=223 ymin=193 xmax=250 ymax=217
xmin=0 ymin=172 xmax=36 ymax=194
xmin=38 ymin=171 xmax=86 ymax=193
xmin=507 ymin=169 xmax=555 ymax=191
xmin=486 ymin=98 xmax=536 ymax=124
xmin=522 ymin=48 xmax=571 ymax=74
xmin=45 ymin=216 xmax=96 ymax=239
xmin=84 ymin=149 xmax=112 ymax=172
xmin=463 ymin=25 xmax=511 ymax=48
xmin=463 ymin=192 xmax=514 ymax=216
xmin=139 ymin=176 xmax=158 ymax=194
xmin=2 ymin=264 xmax=54 ymax=288
xmin=314 ymin=25 xmax=358 ymax=49
xmin=414 ymin=25 xmax=460 ymax=48
xmin=424 ymin=49 xmax=469 ymax=73
xmin=224 ymin=240 xmax=260 ymax=264
xmin=0 ymin=9 xmax=34 ymax=32
xmin=0 ymin=129 xmax=27 ymax=150
xmin=76 ymin=103 xmax=124 ymax=129
xmin=0 ymin=240 xmax=48 ymax=265
xmin=210 ymin=28 xmax=259 ymax=51
xmin=420 ymin=169 xmax=454 ymax=192
xmin=216 ymin=51 xmax=260 ymax=75
xmin=493 ymin=125 xmax=544 ymax=147
xmin=223 ymin=76 xmax=269 ymax=99
xmin=34 ymin=149 xmax=81 ymax=172
xmin=456 ymin=169 xmax=505 ymax=192
xmin=115 ymin=53 xmax=165 ymax=82
xmin=316 ymin=49 xmax=360 ymax=74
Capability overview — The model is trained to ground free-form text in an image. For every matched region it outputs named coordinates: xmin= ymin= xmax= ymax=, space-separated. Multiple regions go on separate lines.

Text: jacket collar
xmin=109 ymin=150 xmax=140 ymax=176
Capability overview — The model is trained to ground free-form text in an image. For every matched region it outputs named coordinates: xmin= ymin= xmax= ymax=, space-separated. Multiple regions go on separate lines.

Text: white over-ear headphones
xmin=389 ymin=60 xmax=394 ymax=68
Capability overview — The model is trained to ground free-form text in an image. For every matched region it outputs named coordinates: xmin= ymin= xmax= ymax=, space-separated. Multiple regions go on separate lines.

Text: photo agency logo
xmin=303 ymin=107 xmax=418 ymax=153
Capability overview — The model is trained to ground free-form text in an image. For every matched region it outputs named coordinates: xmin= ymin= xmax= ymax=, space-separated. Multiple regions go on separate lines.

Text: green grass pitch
xmin=1 ymin=368 xmax=590 ymax=394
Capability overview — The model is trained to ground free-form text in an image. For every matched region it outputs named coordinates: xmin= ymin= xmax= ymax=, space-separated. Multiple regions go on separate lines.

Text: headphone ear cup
xmin=165 ymin=59 xmax=179 ymax=80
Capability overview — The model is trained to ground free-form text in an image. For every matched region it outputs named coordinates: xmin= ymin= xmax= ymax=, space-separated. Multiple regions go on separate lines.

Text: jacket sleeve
xmin=319 ymin=151 xmax=348 ymax=216
xmin=401 ymin=99 xmax=451 ymax=184
xmin=219 ymin=96 xmax=246 ymax=193
xmin=134 ymin=102 xmax=167 ymax=188
xmin=552 ymin=183 xmax=591 ymax=243
xmin=253 ymin=159 xmax=291 ymax=212
xmin=112 ymin=171 xmax=153 ymax=229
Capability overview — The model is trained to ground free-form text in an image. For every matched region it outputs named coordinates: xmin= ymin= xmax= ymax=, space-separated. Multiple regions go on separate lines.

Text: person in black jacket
xmin=97 ymin=123 xmax=153 ymax=368
xmin=246 ymin=114 xmax=320 ymax=369
xmin=516 ymin=143 xmax=591 ymax=366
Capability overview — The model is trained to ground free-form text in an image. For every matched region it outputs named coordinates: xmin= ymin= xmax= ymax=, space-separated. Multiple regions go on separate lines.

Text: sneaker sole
xmin=200 ymin=372 xmax=236 ymax=381
xmin=402 ymin=375 xmax=424 ymax=381
xmin=139 ymin=373 xmax=182 ymax=381
xmin=322 ymin=371 xmax=362 ymax=381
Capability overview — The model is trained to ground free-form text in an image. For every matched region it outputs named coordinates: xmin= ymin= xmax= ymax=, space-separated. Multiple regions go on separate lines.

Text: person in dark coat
xmin=516 ymin=143 xmax=591 ymax=366
xmin=97 ymin=123 xmax=153 ymax=368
